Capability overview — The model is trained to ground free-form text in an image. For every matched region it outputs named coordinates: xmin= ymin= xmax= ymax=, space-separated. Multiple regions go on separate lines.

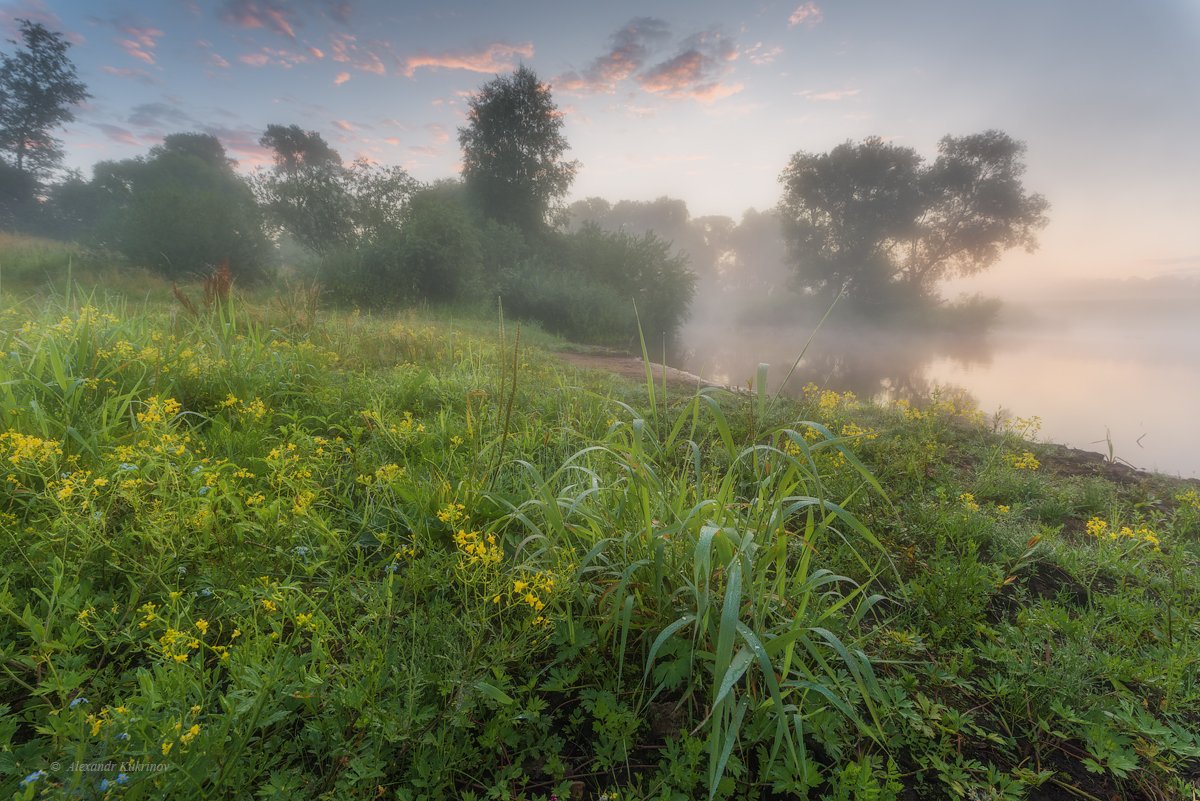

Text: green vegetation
xmin=1 ymin=266 xmax=1197 ymax=800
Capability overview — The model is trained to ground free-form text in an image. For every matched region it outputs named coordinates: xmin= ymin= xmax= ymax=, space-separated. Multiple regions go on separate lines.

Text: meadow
xmin=2 ymin=246 xmax=1199 ymax=800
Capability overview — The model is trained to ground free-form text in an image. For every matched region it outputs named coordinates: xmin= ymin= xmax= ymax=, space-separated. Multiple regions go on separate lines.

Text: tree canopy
xmin=0 ymin=19 xmax=89 ymax=179
xmin=458 ymin=66 xmax=578 ymax=234
xmin=778 ymin=131 xmax=1049 ymax=308
xmin=256 ymin=124 xmax=416 ymax=253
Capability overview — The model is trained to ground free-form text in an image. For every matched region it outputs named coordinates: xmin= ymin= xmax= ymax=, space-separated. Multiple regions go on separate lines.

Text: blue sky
xmin=3 ymin=0 xmax=1198 ymax=290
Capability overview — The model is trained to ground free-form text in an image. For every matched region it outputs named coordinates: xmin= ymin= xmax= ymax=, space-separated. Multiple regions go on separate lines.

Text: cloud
xmin=743 ymin=42 xmax=783 ymax=65
xmin=799 ymin=88 xmax=860 ymax=101
xmin=409 ymin=145 xmax=439 ymax=157
xmin=555 ymin=17 xmax=670 ymax=94
xmin=238 ymin=47 xmax=312 ymax=68
xmin=329 ymin=33 xmax=388 ymax=75
xmin=383 ymin=137 xmax=401 ymax=146
xmin=425 ymin=123 xmax=449 ymax=143
xmin=334 ymin=71 xmax=350 ymax=85
xmin=636 ymin=31 xmax=741 ymax=102
xmin=101 ymin=65 xmax=160 ymax=85
xmin=1 ymin=0 xmax=83 ymax=43
xmin=117 ymin=24 xmax=163 ymax=65
xmin=400 ymin=41 xmax=534 ymax=78
xmin=128 ymin=102 xmax=195 ymax=129
xmin=787 ymin=2 xmax=823 ymax=28
xmin=218 ymin=0 xmax=350 ymax=39
xmin=94 ymin=123 xmax=141 ymax=146
xmin=332 ymin=119 xmax=357 ymax=131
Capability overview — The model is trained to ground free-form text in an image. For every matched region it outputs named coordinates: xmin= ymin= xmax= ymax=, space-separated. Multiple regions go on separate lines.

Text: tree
xmin=778 ymin=131 xmax=1049 ymax=308
xmin=85 ymin=134 xmax=272 ymax=281
xmin=458 ymin=66 xmax=578 ymax=234
xmin=256 ymin=124 xmax=416 ymax=253
xmin=0 ymin=20 xmax=89 ymax=179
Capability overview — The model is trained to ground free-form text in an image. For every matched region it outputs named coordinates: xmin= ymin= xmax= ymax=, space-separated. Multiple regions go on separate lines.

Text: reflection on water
xmin=677 ymin=312 xmax=1200 ymax=479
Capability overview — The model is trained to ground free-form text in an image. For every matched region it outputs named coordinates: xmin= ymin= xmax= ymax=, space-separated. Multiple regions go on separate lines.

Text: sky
xmin=3 ymin=0 xmax=1198 ymax=293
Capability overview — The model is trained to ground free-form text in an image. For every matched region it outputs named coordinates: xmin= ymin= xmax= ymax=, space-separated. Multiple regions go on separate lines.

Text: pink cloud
xmin=328 ymin=32 xmax=387 ymax=75
xmin=425 ymin=123 xmax=449 ymax=143
xmin=238 ymin=47 xmax=311 ymax=68
xmin=788 ymin=2 xmax=823 ymax=28
xmin=744 ymin=43 xmax=783 ymax=65
xmin=636 ymin=32 xmax=741 ymax=102
xmin=309 ymin=46 xmax=324 ymax=59
xmin=117 ymin=25 xmax=163 ymax=65
xmin=400 ymin=42 xmax=534 ymax=78
xmin=383 ymin=137 xmax=401 ymax=146
xmin=101 ymin=65 xmax=159 ymax=85
xmin=1 ymin=0 xmax=83 ymax=43
xmin=555 ymin=17 xmax=669 ymax=95
xmin=800 ymin=88 xmax=860 ymax=101
xmin=94 ymin=123 xmax=141 ymax=146
xmin=334 ymin=71 xmax=350 ymax=85
xmin=409 ymin=145 xmax=439 ymax=157
xmin=332 ymin=119 xmax=357 ymax=131
xmin=221 ymin=0 xmax=296 ymax=38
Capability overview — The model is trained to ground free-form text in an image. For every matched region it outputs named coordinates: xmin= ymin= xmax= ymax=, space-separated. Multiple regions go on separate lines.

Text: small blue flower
xmin=293 ymin=546 xmax=309 ymax=557
xmin=70 ymin=696 xmax=88 ymax=708
xmin=177 ymin=565 xmax=188 ymax=575
xmin=61 ymin=472 xmax=70 ymax=479
xmin=198 ymin=486 xmax=210 ymax=496
xmin=116 ymin=732 xmax=130 ymax=741
xmin=198 ymin=587 xmax=213 ymax=598
xmin=190 ymin=466 xmax=202 ymax=475
xmin=21 ymin=770 xmax=45 ymax=786
xmin=385 ymin=563 xmax=399 ymax=574
xmin=116 ymin=773 xmax=129 ymax=784
xmin=118 ymin=463 xmax=138 ymax=471
xmin=99 ymin=778 xmax=111 ymax=791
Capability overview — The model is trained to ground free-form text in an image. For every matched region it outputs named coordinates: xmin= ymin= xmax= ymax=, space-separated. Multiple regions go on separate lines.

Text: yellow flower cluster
xmin=356 ymin=464 xmax=404 ymax=491
xmin=0 ymin=431 xmax=62 ymax=467
xmin=158 ymin=627 xmax=203 ymax=663
xmin=803 ymin=383 xmax=857 ymax=413
xmin=840 ymin=422 xmax=878 ymax=441
xmin=136 ymin=396 xmax=182 ymax=426
xmin=1176 ymin=489 xmax=1200 ymax=512
xmin=454 ymin=529 xmax=502 ymax=567
xmin=1085 ymin=517 xmax=1161 ymax=551
xmin=960 ymin=492 xmax=981 ymax=513
xmin=1008 ymin=451 xmax=1041 ymax=471
xmin=437 ymin=502 xmax=467 ymax=525
xmin=219 ymin=394 xmax=269 ymax=420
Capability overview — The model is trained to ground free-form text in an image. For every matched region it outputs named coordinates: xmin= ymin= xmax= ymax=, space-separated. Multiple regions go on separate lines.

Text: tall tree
xmin=778 ymin=131 xmax=1049 ymax=308
xmin=0 ymin=20 xmax=89 ymax=179
xmin=256 ymin=124 xmax=416 ymax=253
xmin=458 ymin=66 xmax=578 ymax=234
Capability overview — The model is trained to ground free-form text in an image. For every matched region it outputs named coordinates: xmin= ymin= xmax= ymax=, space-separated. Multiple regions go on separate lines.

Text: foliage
xmin=0 ymin=19 xmax=89 ymax=180
xmin=778 ymin=131 xmax=1049 ymax=309
xmin=459 ymin=66 xmax=578 ymax=234
xmin=75 ymin=134 xmax=272 ymax=282
xmin=499 ymin=224 xmax=695 ymax=347
xmin=255 ymin=125 xmax=418 ymax=254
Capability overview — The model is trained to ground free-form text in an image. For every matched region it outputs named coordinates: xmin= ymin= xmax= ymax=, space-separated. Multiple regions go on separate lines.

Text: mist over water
xmin=676 ymin=287 xmax=1200 ymax=479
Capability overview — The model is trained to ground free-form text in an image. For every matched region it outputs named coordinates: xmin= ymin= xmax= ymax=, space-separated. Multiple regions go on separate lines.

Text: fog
xmin=570 ymin=198 xmax=1200 ymax=478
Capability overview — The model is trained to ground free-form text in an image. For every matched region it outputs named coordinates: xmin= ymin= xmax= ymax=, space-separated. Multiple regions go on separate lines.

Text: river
xmin=677 ymin=302 xmax=1200 ymax=479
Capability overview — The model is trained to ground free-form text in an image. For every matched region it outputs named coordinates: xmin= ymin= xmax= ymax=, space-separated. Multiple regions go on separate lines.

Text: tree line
xmin=1 ymin=20 xmax=1048 ymax=344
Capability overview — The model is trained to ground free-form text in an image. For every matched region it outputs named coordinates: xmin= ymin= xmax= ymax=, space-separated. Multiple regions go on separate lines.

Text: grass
xmin=0 ymin=266 xmax=1198 ymax=800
